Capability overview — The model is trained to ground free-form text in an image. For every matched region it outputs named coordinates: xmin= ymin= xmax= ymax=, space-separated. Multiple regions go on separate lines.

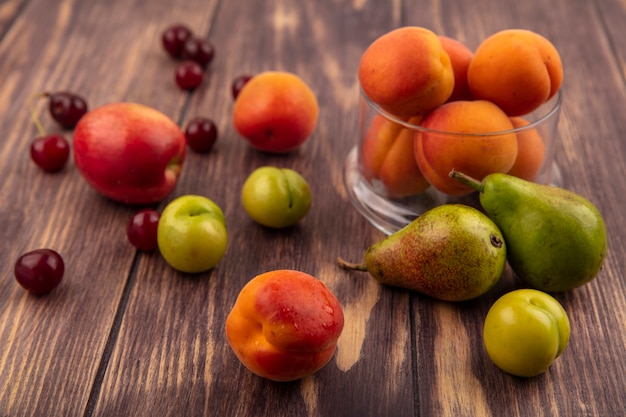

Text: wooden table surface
xmin=1 ymin=0 xmax=625 ymax=416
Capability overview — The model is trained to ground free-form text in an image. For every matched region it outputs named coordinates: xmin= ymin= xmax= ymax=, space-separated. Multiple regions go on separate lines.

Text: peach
xmin=414 ymin=100 xmax=518 ymax=196
xmin=233 ymin=71 xmax=319 ymax=153
xmin=225 ymin=270 xmax=344 ymax=382
xmin=439 ymin=35 xmax=475 ymax=102
xmin=361 ymin=115 xmax=430 ymax=197
xmin=467 ymin=29 xmax=563 ymax=116
xmin=507 ymin=116 xmax=546 ymax=181
xmin=358 ymin=26 xmax=455 ymax=118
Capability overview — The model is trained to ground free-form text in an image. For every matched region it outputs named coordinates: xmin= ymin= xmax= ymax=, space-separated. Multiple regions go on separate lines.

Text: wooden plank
xmin=0 ymin=0 xmax=26 ymax=35
xmin=91 ymin=0 xmax=417 ymax=416
xmin=403 ymin=0 xmax=626 ymax=416
xmin=0 ymin=0 xmax=624 ymax=416
xmin=0 ymin=2 xmax=134 ymax=416
xmin=595 ymin=0 xmax=626 ymax=82
xmin=0 ymin=0 xmax=217 ymax=415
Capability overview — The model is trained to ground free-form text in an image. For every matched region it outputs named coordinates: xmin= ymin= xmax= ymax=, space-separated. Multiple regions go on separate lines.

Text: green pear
xmin=450 ymin=170 xmax=608 ymax=292
xmin=338 ymin=204 xmax=506 ymax=301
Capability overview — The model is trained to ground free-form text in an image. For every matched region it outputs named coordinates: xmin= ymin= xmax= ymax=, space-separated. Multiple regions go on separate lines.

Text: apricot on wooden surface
xmin=506 ymin=117 xmax=546 ymax=181
xmin=467 ymin=29 xmax=563 ymax=116
xmin=225 ymin=270 xmax=344 ymax=382
xmin=414 ymin=100 xmax=518 ymax=196
xmin=439 ymin=35 xmax=475 ymax=102
xmin=361 ymin=114 xmax=430 ymax=197
xmin=233 ymin=71 xmax=319 ymax=153
xmin=358 ymin=26 xmax=455 ymax=118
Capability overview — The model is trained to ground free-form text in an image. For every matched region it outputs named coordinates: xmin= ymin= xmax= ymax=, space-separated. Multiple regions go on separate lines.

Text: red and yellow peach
xmin=225 ymin=270 xmax=344 ymax=382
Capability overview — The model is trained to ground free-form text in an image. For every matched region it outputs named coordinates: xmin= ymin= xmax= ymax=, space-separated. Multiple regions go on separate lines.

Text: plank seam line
xmin=82 ymin=251 xmax=143 ymax=417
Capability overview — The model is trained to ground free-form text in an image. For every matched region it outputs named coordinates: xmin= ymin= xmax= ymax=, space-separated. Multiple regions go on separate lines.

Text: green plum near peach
xmin=157 ymin=195 xmax=228 ymax=273
xmin=484 ymin=289 xmax=570 ymax=377
xmin=241 ymin=166 xmax=312 ymax=228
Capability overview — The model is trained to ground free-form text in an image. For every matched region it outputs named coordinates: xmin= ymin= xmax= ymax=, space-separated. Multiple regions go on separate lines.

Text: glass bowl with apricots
xmin=345 ymin=27 xmax=564 ymax=235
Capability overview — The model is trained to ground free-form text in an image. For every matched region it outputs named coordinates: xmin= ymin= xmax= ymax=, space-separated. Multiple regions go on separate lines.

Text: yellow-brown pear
xmin=339 ymin=204 xmax=506 ymax=301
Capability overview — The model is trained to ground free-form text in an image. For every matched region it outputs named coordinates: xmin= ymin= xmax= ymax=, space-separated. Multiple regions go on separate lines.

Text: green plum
xmin=157 ymin=195 xmax=228 ymax=273
xmin=241 ymin=166 xmax=311 ymax=228
xmin=483 ymin=289 xmax=570 ymax=377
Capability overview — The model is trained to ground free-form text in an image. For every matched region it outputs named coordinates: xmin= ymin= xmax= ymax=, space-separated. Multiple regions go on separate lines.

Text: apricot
xmin=361 ymin=115 xmax=430 ymax=197
xmin=233 ymin=71 xmax=319 ymax=153
xmin=225 ymin=270 xmax=344 ymax=382
xmin=414 ymin=100 xmax=518 ymax=196
xmin=439 ymin=36 xmax=475 ymax=102
xmin=467 ymin=29 xmax=563 ymax=116
xmin=358 ymin=26 xmax=455 ymax=118
xmin=507 ymin=117 xmax=546 ymax=181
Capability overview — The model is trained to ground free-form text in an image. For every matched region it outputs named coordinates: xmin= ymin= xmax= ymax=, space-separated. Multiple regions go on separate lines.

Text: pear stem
xmin=449 ymin=170 xmax=485 ymax=193
xmin=337 ymin=256 xmax=368 ymax=272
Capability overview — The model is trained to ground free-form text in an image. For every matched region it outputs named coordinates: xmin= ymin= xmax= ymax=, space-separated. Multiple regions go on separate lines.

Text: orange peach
xmin=414 ymin=100 xmax=518 ymax=195
xmin=507 ymin=116 xmax=546 ymax=181
xmin=358 ymin=26 xmax=455 ymax=118
xmin=225 ymin=270 xmax=344 ymax=382
xmin=467 ymin=29 xmax=563 ymax=116
xmin=361 ymin=115 xmax=429 ymax=197
xmin=439 ymin=35 xmax=475 ymax=102
xmin=361 ymin=114 xmax=404 ymax=181
xmin=233 ymin=71 xmax=319 ymax=153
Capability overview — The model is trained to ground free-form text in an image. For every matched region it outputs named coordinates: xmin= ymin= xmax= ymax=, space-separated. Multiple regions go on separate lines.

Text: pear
xmin=450 ymin=170 xmax=608 ymax=292
xmin=338 ymin=204 xmax=506 ymax=301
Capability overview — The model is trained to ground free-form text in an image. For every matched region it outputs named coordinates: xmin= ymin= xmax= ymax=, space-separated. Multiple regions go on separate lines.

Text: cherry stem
xmin=28 ymin=92 xmax=51 ymax=137
xmin=337 ymin=257 xmax=368 ymax=272
xmin=448 ymin=170 xmax=485 ymax=193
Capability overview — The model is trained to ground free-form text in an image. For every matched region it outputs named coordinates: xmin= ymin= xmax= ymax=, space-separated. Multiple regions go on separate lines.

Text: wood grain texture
xmin=403 ymin=1 xmax=626 ymax=416
xmin=0 ymin=0 xmax=624 ymax=416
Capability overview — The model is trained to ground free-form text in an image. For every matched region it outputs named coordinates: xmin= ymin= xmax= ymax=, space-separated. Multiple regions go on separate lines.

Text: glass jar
xmin=344 ymin=89 xmax=562 ymax=235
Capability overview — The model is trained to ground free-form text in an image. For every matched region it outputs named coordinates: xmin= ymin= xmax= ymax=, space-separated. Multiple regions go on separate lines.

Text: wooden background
xmin=0 ymin=0 xmax=625 ymax=416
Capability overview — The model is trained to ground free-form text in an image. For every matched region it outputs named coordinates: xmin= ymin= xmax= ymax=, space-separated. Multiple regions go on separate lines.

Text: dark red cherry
xmin=14 ymin=249 xmax=65 ymax=294
xmin=162 ymin=24 xmax=193 ymax=59
xmin=127 ymin=209 xmax=160 ymax=251
xmin=175 ymin=61 xmax=204 ymax=90
xmin=181 ymin=37 xmax=215 ymax=68
xmin=184 ymin=117 xmax=218 ymax=153
xmin=30 ymin=134 xmax=70 ymax=172
xmin=231 ymin=74 xmax=253 ymax=99
xmin=47 ymin=91 xmax=88 ymax=128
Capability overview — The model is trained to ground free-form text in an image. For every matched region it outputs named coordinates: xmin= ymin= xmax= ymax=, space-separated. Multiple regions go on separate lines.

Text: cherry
xmin=30 ymin=134 xmax=70 ymax=172
xmin=127 ymin=209 xmax=160 ymax=251
xmin=181 ymin=37 xmax=215 ymax=68
xmin=162 ymin=24 xmax=193 ymax=59
xmin=175 ymin=61 xmax=204 ymax=90
xmin=14 ymin=249 xmax=65 ymax=294
xmin=184 ymin=117 xmax=218 ymax=153
xmin=231 ymin=74 xmax=253 ymax=99
xmin=47 ymin=91 xmax=88 ymax=128
xmin=28 ymin=94 xmax=70 ymax=172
